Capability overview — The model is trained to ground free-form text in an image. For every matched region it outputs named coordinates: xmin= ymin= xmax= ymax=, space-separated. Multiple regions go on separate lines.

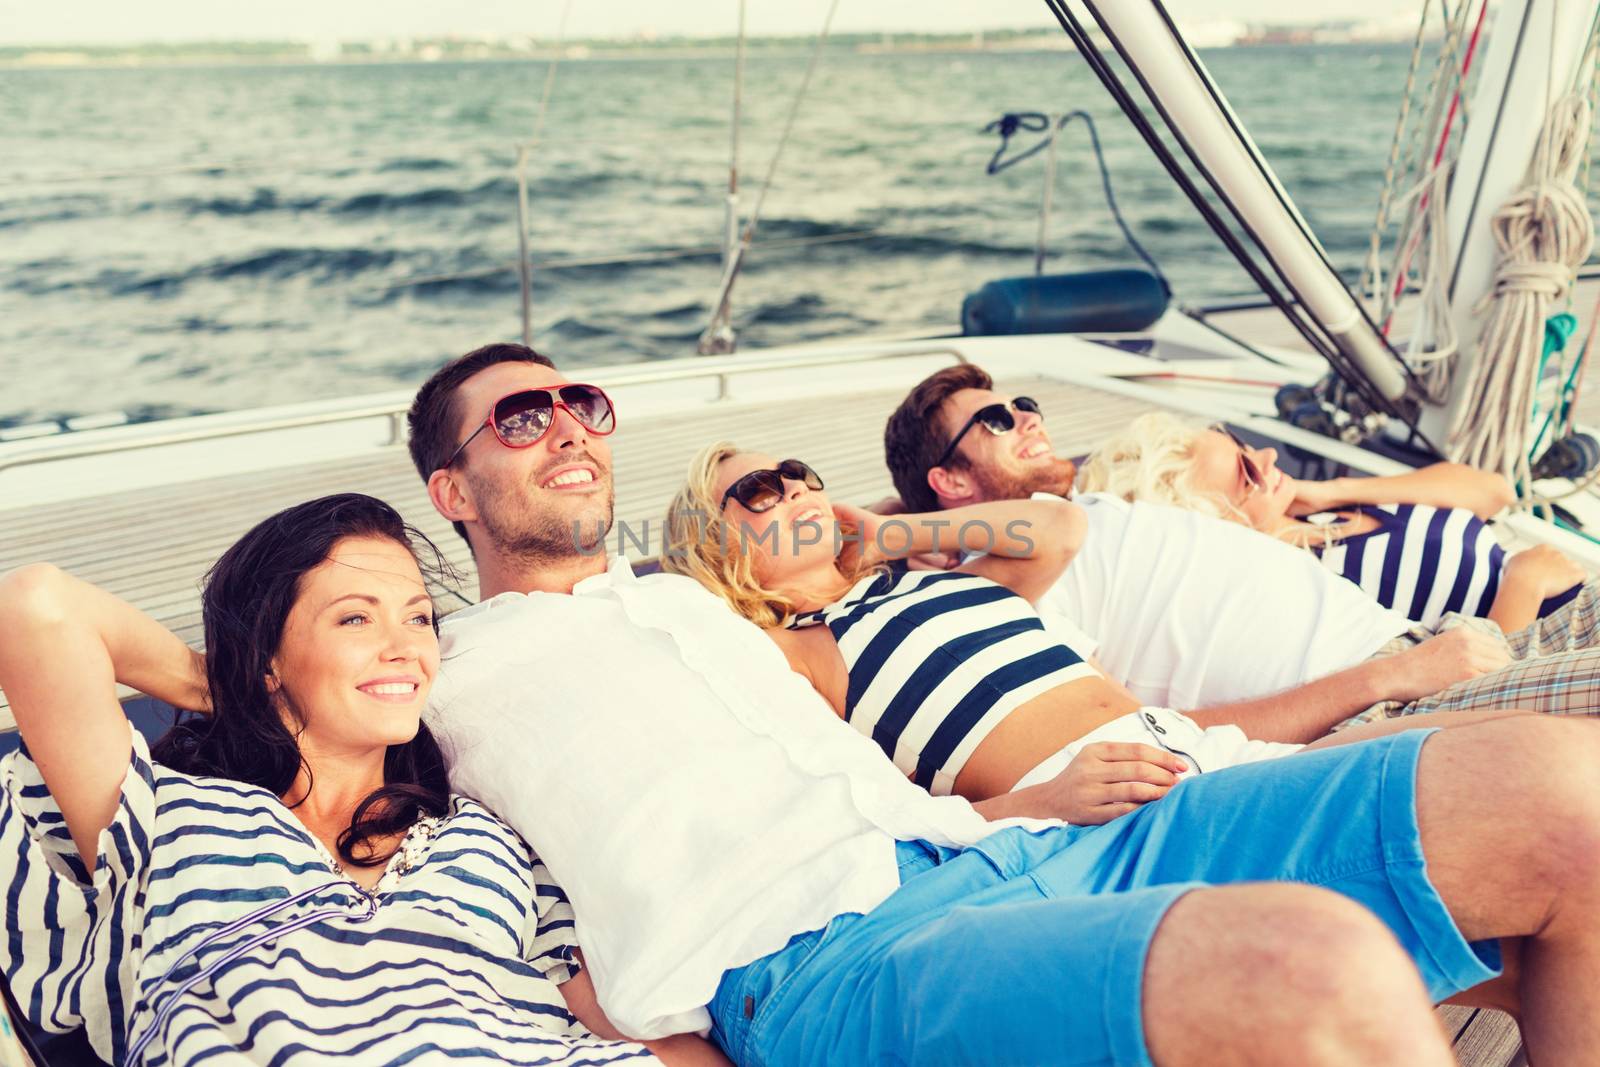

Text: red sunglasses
xmin=444 ymin=383 xmax=616 ymax=469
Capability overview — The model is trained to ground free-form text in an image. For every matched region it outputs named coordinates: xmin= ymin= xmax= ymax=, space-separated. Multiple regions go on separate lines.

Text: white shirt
xmin=1040 ymin=493 xmax=1410 ymax=708
xmin=425 ymin=557 xmax=1051 ymax=1039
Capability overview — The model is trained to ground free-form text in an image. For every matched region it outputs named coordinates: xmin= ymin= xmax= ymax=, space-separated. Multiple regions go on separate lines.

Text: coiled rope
xmin=1447 ymin=87 xmax=1596 ymax=495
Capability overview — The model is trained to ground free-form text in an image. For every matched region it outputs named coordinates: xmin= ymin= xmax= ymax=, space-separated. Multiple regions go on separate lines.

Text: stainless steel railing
xmin=0 ymin=343 xmax=965 ymax=475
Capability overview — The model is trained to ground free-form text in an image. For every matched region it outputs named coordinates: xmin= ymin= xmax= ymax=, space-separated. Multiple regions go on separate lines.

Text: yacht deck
xmin=0 ymin=362 xmax=1530 ymax=1066
xmin=0 ymin=373 xmax=1165 ymax=729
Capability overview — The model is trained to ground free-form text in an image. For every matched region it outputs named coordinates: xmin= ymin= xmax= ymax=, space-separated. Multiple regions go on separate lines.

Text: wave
xmin=109 ymin=247 xmax=405 ymax=295
xmin=741 ymin=292 xmax=827 ymax=325
xmin=378 ymin=157 xmax=459 ymax=173
xmin=547 ymin=316 xmax=615 ymax=340
xmin=161 ymin=173 xmax=637 ymax=220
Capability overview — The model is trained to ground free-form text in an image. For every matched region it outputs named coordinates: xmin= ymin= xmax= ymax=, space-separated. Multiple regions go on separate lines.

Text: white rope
xmin=1446 ymin=90 xmax=1595 ymax=498
xmin=1361 ymin=0 xmax=1433 ymax=305
xmin=1382 ymin=0 xmax=1476 ymax=325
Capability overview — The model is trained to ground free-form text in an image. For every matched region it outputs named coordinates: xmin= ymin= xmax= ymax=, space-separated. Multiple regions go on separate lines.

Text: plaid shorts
xmin=1337 ymin=578 xmax=1600 ymax=730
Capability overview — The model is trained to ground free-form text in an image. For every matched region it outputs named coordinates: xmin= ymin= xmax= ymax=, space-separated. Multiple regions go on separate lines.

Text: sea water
xmin=0 ymin=43 xmax=1553 ymax=424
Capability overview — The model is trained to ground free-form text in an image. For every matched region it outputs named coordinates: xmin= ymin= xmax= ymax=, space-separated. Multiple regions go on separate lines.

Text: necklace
xmin=328 ymin=811 xmax=444 ymax=895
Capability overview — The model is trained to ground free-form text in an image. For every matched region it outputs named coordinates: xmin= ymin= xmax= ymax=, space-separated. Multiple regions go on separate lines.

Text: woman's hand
xmin=1285 ymin=474 xmax=1340 ymax=517
xmin=1028 ymin=742 xmax=1188 ymax=824
xmin=1503 ymin=544 xmax=1586 ymax=599
xmin=1489 ymin=544 xmax=1588 ymax=633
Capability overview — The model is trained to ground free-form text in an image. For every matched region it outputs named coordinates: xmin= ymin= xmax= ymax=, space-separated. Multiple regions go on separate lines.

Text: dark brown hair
xmin=154 ymin=494 xmax=452 ymax=870
xmin=407 ymin=343 xmax=556 ymax=544
xmin=884 ymin=363 xmax=994 ymax=513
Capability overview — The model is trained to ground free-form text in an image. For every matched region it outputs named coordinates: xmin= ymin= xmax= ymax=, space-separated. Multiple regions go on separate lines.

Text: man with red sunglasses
xmin=406 ymin=343 xmax=1600 ymax=1067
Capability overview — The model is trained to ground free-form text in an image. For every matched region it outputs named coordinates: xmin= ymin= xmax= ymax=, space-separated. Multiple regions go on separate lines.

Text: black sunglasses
xmin=935 ymin=396 xmax=1043 ymax=468
xmin=1211 ymin=423 xmax=1265 ymax=496
xmin=720 ymin=459 xmax=825 ymax=513
xmin=443 ymin=383 xmax=616 ymax=469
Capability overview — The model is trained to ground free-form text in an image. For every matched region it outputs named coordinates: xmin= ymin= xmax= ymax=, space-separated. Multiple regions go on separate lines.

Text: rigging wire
xmin=1139 ymin=0 xmax=1431 ymax=403
xmin=1380 ymin=0 xmax=1487 ymax=336
xmin=514 ymin=0 xmax=576 ymax=347
xmin=698 ymin=0 xmax=750 ymax=356
xmin=1362 ymin=0 xmax=1435 ymax=305
xmin=1043 ymin=0 xmax=1422 ymax=443
xmin=696 ymin=0 xmax=844 ymax=355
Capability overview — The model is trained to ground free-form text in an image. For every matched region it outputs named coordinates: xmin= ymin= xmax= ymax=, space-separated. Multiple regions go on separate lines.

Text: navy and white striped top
xmin=1311 ymin=503 xmax=1579 ymax=627
xmin=0 ymin=729 xmax=657 ymax=1066
xmin=786 ymin=569 xmax=1100 ymax=795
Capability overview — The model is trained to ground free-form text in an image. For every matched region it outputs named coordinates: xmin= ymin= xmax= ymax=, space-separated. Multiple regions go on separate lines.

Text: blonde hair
xmin=1077 ymin=412 xmax=1243 ymax=521
xmin=1078 ymin=412 xmax=1333 ymax=549
xmin=661 ymin=442 xmax=875 ymax=629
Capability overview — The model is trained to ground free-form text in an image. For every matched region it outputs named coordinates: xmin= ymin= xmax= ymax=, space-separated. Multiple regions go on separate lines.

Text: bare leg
xmin=1445 ymin=939 xmax=1523 ymax=1020
xmin=1409 ymin=716 xmax=1600 ymax=1062
xmin=1304 ymin=707 xmax=1538 ymax=750
xmin=1143 ymin=884 xmax=1454 ymax=1067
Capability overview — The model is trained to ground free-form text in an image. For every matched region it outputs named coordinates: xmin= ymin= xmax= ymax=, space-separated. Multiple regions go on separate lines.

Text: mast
xmin=1057 ymin=0 xmax=1415 ymax=413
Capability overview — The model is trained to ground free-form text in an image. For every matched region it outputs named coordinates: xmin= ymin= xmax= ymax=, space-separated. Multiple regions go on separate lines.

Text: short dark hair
xmin=407 ymin=342 xmax=557 ymax=544
xmin=154 ymin=493 xmax=452 ymax=870
xmin=884 ymin=363 xmax=994 ymax=513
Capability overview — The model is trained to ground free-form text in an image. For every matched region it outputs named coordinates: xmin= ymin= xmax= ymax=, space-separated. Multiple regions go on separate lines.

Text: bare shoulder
xmin=764 ymin=624 xmax=848 ymax=718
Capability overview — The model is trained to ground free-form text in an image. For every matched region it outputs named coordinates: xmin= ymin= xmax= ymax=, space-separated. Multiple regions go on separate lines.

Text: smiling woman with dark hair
xmin=0 ymin=494 xmax=708 ymax=1066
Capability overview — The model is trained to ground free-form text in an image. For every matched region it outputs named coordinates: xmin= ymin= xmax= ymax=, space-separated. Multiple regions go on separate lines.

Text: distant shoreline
xmin=0 ymin=27 xmax=1419 ymax=72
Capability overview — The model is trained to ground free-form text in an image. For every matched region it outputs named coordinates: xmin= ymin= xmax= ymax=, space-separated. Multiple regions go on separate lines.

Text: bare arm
xmin=560 ymin=965 xmax=733 ymax=1066
xmin=838 ymin=497 xmax=1085 ymax=604
xmin=0 ymin=564 xmax=209 ymax=869
xmin=1486 ymin=544 xmax=1588 ymax=633
xmin=1186 ymin=628 xmax=1511 ymax=744
xmin=1291 ymin=463 xmax=1515 ymax=521
xmin=954 ymin=497 xmax=1086 ymax=603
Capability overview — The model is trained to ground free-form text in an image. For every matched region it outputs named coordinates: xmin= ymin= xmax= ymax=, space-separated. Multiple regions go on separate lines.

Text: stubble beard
xmin=972 ymin=457 xmax=1078 ymax=503
xmin=479 ymin=481 xmax=616 ymax=565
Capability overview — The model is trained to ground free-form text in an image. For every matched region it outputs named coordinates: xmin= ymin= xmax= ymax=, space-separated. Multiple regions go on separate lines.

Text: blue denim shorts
xmin=709 ymin=729 xmax=1499 ymax=1067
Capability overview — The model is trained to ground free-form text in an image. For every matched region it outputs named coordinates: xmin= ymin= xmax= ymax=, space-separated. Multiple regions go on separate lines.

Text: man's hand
xmin=1026 ymin=742 xmax=1188 ymax=824
xmin=832 ymin=502 xmax=886 ymax=571
xmin=1503 ymin=544 xmax=1587 ymax=600
xmin=1379 ymin=628 xmax=1511 ymax=705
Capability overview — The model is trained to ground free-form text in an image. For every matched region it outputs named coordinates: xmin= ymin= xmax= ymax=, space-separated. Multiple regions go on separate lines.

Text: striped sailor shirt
xmin=1311 ymin=503 xmax=1580 ymax=627
xmin=0 ymin=727 xmax=657 ymax=1066
xmin=786 ymin=569 xmax=1102 ymax=796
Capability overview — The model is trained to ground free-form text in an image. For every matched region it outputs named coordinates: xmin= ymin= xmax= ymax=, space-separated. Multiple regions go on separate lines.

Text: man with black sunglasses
xmin=885 ymin=363 xmax=1516 ymax=744
xmin=405 ymin=342 xmax=1600 ymax=1067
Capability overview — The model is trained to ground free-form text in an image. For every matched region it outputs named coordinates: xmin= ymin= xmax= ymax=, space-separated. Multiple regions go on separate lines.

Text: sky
xmin=2 ymin=0 xmax=1418 ymax=46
